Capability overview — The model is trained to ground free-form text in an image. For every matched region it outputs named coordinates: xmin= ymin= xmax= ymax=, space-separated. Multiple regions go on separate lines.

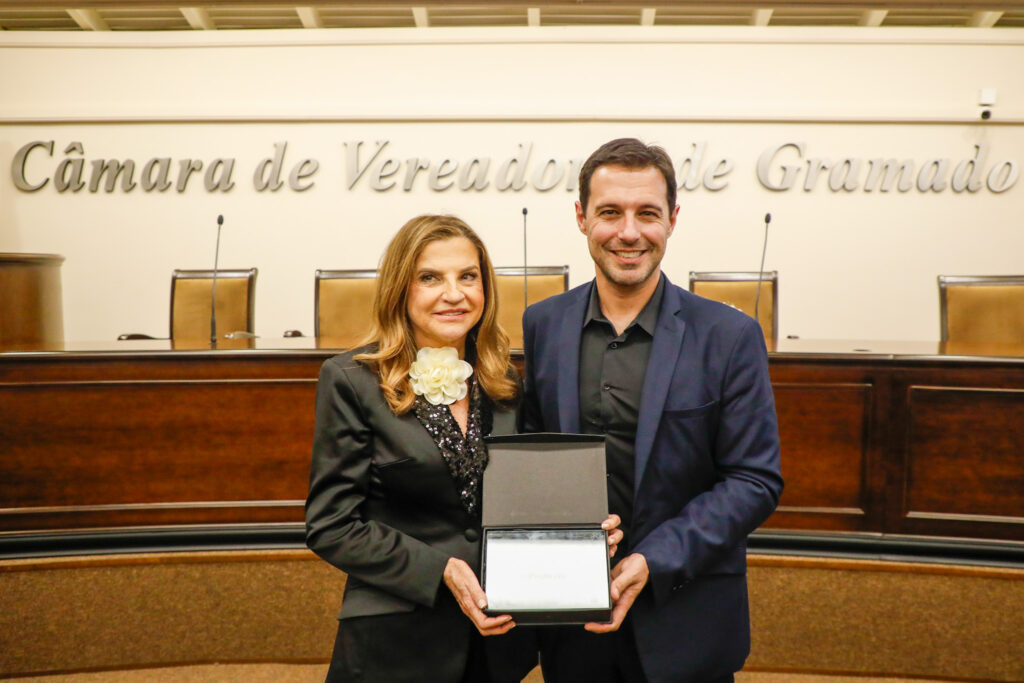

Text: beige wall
xmin=2 ymin=27 xmax=1023 ymax=342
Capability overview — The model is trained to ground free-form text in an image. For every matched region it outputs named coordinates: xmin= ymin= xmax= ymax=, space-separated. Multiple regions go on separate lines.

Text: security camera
xmin=981 ymin=109 xmax=992 ymax=120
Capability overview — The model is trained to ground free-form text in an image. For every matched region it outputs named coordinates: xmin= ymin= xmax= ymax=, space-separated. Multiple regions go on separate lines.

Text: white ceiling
xmin=1 ymin=2 xmax=1022 ymax=31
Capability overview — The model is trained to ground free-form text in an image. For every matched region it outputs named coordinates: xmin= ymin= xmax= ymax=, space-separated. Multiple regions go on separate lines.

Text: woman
xmin=306 ymin=214 xmax=518 ymax=682
xmin=306 ymin=214 xmax=621 ymax=682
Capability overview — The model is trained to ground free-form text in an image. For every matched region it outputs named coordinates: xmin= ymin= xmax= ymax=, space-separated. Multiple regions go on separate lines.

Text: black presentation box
xmin=481 ymin=433 xmax=612 ymax=625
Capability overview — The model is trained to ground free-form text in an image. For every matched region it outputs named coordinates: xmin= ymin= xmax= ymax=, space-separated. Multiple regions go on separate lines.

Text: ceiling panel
xmin=0 ymin=2 xmax=1022 ymax=31
xmin=428 ymin=4 xmax=528 ymax=26
xmin=1000 ymin=10 xmax=1024 ymax=26
xmin=883 ymin=8 xmax=976 ymax=27
xmin=770 ymin=7 xmax=864 ymax=26
xmin=100 ymin=7 xmax=191 ymax=31
xmin=316 ymin=6 xmax=416 ymax=29
xmin=206 ymin=6 xmax=304 ymax=30
xmin=654 ymin=6 xmax=755 ymax=26
xmin=0 ymin=8 xmax=78 ymax=30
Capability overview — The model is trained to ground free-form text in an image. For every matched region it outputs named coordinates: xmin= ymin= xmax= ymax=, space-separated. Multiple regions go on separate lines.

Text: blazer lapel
xmin=634 ymin=282 xmax=686 ymax=486
xmin=555 ymin=282 xmax=590 ymax=434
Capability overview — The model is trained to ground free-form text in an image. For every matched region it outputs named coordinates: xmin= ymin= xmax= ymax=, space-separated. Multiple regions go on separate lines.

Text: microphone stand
xmin=754 ymin=213 xmax=771 ymax=328
xmin=522 ymin=208 xmax=529 ymax=313
xmin=210 ymin=214 xmax=223 ymax=347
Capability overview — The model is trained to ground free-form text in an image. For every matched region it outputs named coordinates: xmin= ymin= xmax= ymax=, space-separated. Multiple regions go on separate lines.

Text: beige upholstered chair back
xmin=689 ymin=271 xmax=778 ymax=341
xmin=494 ymin=266 xmax=569 ymax=350
xmin=170 ymin=269 xmax=257 ymax=340
xmin=315 ymin=270 xmax=378 ymax=343
xmin=938 ymin=275 xmax=1024 ymax=343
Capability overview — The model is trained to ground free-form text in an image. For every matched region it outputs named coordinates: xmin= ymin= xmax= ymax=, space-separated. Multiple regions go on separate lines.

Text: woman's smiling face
xmin=406 ymin=236 xmax=484 ymax=357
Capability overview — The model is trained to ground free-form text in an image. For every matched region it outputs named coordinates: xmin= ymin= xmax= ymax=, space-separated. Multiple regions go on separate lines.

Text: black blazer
xmin=306 ymin=349 xmax=517 ymax=620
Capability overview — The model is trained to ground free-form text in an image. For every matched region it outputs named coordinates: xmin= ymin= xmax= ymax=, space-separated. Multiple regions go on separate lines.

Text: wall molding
xmin=3 ymin=114 xmax=1023 ymax=125
xmin=2 ymin=25 xmax=1024 ymax=49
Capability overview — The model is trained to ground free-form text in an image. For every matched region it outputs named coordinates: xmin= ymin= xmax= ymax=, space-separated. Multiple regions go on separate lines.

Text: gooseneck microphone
xmin=754 ymin=213 xmax=771 ymax=327
xmin=522 ymin=207 xmax=529 ymax=312
xmin=210 ymin=214 xmax=224 ymax=346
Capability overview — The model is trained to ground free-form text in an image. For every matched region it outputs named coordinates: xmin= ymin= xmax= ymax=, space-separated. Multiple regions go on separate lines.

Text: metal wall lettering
xmin=254 ymin=142 xmax=316 ymax=192
xmin=10 ymin=139 xmax=1020 ymax=195
xmin=756 ymin=142 xmax=1017 ymax=193
xmin=11 ymin=141 xmax=240 ymax=194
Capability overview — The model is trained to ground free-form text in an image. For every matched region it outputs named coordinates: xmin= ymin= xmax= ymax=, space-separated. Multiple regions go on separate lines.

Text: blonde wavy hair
xmin=355 ymin=215 xmax=518 ymax=414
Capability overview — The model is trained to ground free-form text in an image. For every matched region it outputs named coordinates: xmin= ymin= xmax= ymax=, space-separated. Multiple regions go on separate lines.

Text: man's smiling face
xmin=576 ymin=164 xmax=678 ymax=294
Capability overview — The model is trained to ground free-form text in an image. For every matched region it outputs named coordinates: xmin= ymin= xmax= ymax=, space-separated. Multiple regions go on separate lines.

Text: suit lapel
xmin=634 ymin=282 xmax=686 ymax=486
xmin=555 ymin=282 xmax=590 ymax=433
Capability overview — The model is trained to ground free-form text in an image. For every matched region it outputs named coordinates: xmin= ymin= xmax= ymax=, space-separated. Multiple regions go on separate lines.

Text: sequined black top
xmin=413 ymin=378 xmax=494 ymax=518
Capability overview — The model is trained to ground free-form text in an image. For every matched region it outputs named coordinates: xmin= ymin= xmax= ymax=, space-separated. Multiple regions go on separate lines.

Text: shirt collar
xmin=584 ymin=272 xmax=665 ymax=336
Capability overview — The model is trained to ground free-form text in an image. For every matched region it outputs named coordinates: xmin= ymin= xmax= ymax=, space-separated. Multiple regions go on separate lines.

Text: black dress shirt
xmin=578 ymin=275 xmax=665 ymax=549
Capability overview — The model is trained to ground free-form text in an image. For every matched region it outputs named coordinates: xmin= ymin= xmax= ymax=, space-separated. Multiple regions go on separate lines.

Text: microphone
xmin=754 ymin=213 xmax=771 ymax=329
xmin=210 ymin=214 xmax=224 ymax=346
xmin=522 ymin=208 xmax=529 ymax=313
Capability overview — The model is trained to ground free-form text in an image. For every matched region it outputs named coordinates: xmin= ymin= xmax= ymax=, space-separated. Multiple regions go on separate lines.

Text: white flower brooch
xmin=409 ymin=346 xmax=473 ymax=406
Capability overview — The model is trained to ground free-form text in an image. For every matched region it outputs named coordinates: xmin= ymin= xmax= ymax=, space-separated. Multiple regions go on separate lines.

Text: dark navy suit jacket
xmin=521 ymin=276 xmax=783 ymax=682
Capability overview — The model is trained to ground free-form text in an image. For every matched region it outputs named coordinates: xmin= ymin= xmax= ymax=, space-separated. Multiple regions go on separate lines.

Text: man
xmin=519 ymin=138 xmax=783 ymax=683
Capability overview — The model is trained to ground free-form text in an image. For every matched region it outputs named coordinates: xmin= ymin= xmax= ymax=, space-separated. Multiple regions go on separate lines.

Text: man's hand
xmin=443 ymin=557 xmax=516 ymax=636
xmin=585 ymin=552 xmax=649 ymax=633
xmin=603 ymin=513 xmax=624 ymax=558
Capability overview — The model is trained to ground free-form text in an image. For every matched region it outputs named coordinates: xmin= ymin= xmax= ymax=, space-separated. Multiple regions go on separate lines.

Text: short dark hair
xmin=578 ymin=138 xmax=677 ymax=216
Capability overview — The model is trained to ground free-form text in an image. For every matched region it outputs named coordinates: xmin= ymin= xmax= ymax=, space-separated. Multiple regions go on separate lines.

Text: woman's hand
xmin=603 ymin=513 xmax=623 ymax=558
xmin=443 ymin=557 xmax=516 ymax=636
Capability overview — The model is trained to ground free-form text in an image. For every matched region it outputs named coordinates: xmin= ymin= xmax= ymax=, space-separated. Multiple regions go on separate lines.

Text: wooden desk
xmin=2 ymin=339 xmax=1023 ymax=543
xmin=766 ymin=339 xmax=1024 ymax=543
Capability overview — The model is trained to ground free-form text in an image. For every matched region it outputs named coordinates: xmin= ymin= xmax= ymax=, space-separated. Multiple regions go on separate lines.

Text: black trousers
xmin=488 ymin=618 xmax=737 ymax=683
xmin=325 ymin=590 xmax=489 ymax=683
xmin=537 ymin=618 xmax=648 ymax=683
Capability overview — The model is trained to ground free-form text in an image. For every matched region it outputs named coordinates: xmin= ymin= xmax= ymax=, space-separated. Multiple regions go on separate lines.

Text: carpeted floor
xmin=3 ymin=663 xmax=953 ymax=682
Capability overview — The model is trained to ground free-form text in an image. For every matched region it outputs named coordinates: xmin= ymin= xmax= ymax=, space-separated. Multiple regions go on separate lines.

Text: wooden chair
xmin=494 ymin=266 xmax=569 ymax=350
xmin=315 ymin=269 xmax=377 ymax=343
xmin=689 ymin=271 xmax=778 ymax=341
xmin=938 ymin=275 xmax=1024 ymax=343
xmin=118 ymin=268 xmax=257 ymax=341
xmin=170 ymin=268 xmax=258 ymax=340
xmin=0 ymin=253 xmax=64 ymax=346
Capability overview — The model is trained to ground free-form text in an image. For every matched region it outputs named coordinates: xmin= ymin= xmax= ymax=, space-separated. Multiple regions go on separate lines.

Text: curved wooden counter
xmin=1 ymin=338 xmax=1023 ymax=543
xmin=1 ymin=338 xmax=1023 ymax=681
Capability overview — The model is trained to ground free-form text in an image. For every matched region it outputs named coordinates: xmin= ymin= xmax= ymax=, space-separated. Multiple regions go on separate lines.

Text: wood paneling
xmin=902 ymin=386 xmax=1024 ymax=536
xmin=3 ymin=340 xmax=1024 ymax=542
xmin=0 ymin=379 xmax=315 ymax=530
xmin=0 ymin=346 xmax=328 ymax=532
xmin=768 ymin=382 xmax=872 ymax=530
xmin=767 ymin=350 xmax=1024 ymax=542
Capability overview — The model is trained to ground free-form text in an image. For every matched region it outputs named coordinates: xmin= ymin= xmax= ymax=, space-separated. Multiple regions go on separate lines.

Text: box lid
xmin=482 ymin=433 xmax=607 ymax=527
